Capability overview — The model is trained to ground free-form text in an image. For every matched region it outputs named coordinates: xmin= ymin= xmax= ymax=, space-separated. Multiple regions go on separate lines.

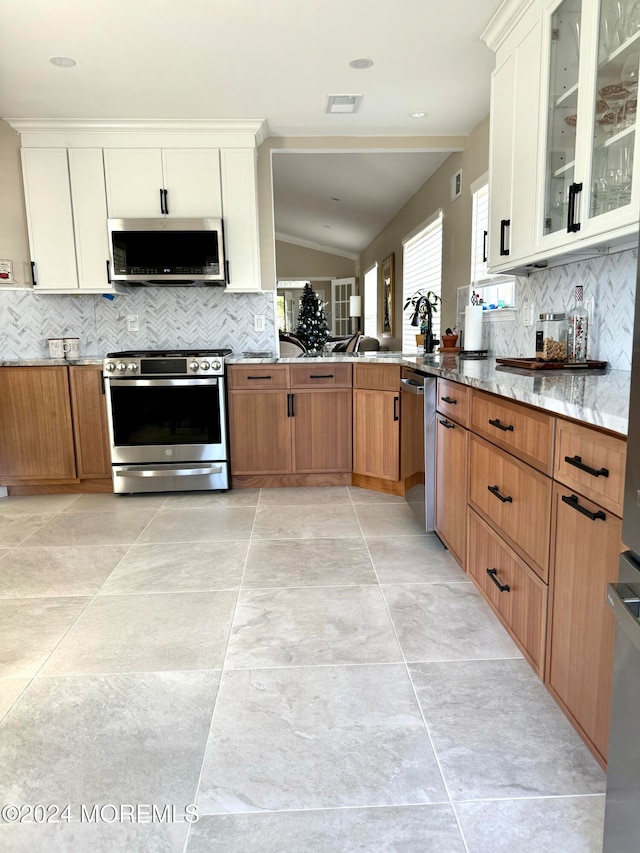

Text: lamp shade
xmin=349 ymin=295 xmax=362 ymax=317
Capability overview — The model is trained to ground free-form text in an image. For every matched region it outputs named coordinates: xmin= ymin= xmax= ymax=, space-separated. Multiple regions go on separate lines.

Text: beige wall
xmin=358 ymin=116 xmax=490 ymax=349
xmin=0 ymin=119 xmax=30 ymax=287
xmin=275 ymin=239 xmax=355 ymax=280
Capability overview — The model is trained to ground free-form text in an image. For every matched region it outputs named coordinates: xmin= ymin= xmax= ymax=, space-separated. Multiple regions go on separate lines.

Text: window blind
xmin=402 ymin=213 xmax=443 ymax=354
xmin=471 ymin=182 xmax=489 ymax=284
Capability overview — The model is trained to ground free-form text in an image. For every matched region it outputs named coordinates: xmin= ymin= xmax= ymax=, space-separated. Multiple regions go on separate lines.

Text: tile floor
xmin=0 ymin=487 xmax=606 ymax=852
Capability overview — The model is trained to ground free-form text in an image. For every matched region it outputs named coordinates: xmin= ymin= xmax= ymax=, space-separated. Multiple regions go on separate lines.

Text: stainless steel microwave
xmin=107 ymin=218 xmax=227 ymax=285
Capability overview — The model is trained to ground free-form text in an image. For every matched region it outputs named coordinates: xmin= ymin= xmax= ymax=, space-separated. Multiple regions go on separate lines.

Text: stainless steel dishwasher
xmin=400 ymin=368 xmax=436 ymax=532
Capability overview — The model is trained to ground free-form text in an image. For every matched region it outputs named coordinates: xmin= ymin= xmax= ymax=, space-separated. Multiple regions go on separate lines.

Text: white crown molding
xmin=275 ymin=232 xmax=359 ymax=261
xmin=481 ymin=0 xmax=537 ymax=52
xmin=6 ymin=117 xmax=268 ymax=143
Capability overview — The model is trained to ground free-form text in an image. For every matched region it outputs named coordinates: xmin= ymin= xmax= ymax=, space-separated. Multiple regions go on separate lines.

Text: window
xmin=363 ymin=264 xmax=378 ymax=337
xmin=402 ymin=212 xmax=443 ymax=354
xmin=470 ymin=179 xmax=490 ymax=284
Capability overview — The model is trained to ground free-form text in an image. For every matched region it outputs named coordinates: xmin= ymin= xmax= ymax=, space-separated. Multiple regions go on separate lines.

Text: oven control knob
xmin=211 ymin=360 xmax=221 ymax=371
xmin=117 ymin=362 xmax=126 ymax=372
xmin=200 ymin=360 xmax=210 ymax=370
xmin=105 ymin=362 xmax=115 ymax=372
xmin=189 ymin=360 xmax=200 ymax=372
xmin=128 ymin=363 xmax=138 ymax=372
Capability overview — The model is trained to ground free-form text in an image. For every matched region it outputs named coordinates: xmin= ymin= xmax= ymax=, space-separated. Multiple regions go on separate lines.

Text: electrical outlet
xmin=523 ymin=299 xmax=534 ymax=327
xmin=254 ymin=314 xmax=265 ymax=332
xmin=126 ymin=314 xmax=139 ymax=332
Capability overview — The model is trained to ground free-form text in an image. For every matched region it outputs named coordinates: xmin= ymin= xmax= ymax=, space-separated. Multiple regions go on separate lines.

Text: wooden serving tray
xmin=496 ymin=357 xmax=607 ymax=370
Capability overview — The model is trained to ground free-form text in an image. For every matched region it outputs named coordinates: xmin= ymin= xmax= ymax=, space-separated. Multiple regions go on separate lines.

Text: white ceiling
xmin=0 ymin=0 xmax=502 ymax=256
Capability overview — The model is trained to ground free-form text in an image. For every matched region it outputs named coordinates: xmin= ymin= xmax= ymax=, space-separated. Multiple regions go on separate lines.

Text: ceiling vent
xmin=326 ymin=94 xmax=363 ymax=114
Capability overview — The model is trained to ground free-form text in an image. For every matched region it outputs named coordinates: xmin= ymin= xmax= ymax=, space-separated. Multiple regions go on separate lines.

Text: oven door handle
xmin=107 ymin=377 xmax=220 ymax=388
xmin=115 ymin=464 xmax=223 ymax=478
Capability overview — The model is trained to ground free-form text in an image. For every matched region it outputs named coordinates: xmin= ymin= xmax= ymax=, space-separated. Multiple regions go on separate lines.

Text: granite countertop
xmin=228 ymin=352 xmax=631 ymax=436
xmin=0 ymin=357 xmax=104 ymax=366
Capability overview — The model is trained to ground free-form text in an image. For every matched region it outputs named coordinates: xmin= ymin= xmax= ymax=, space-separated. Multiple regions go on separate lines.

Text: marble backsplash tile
xmin=0 ymin=288 xmax=277 ymax=359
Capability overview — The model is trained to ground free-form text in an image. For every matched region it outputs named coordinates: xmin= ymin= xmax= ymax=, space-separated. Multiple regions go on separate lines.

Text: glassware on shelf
xmin=567 ymin=285 xmax=589 ymax=362
xmin=627 ymin=0 xmax=640 ymax=38
xmin=605 ymin=145 xmax=633 ymax=205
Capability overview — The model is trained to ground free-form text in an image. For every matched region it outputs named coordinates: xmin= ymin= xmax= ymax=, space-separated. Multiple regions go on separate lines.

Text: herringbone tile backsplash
xmin=0 ymin=288 xmax=277 ymax=358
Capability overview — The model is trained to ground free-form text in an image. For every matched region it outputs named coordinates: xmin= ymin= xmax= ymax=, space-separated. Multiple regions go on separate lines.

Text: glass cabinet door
xmin=542 ymin=0 xmax=584 ymax=238
xmin=587 ymin=0 xmax=639 ymax=223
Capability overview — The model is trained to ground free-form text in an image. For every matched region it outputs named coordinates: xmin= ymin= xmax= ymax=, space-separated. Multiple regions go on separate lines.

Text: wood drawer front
xmin=470 ymin=390 xmax=554 ymax=474
xmin=353 ymin=363 xmax=400 ymax=392
xmin=469 ymin=434 xmax=552 ymax=581
xmin=554 ymin=419 xmax=626 ymax=516
xmin=227 ymin=365 xmax=289 ymax=389
xmin=467 ymin=509 xmax=547 ymax=677
xmin=436 ymin=378 xmax=469 ymax=426
xmin=290 ymin=363 xmax=352 ymax=388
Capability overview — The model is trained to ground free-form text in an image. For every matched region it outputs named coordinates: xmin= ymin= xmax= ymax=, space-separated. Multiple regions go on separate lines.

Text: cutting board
xmin=496 ymin=357 xmax=607 ymax=370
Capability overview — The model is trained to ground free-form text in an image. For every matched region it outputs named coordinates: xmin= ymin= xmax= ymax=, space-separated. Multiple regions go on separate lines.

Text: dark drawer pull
xmin=441 ymin=396 xmax=457 ymax=404
xmin=487 ymin=568 xmax=510 ymax=592
xmin=247 ymin=375 xmax=272 ymax=380
xmin=561 ymin=493 xmax=606 ymax=522
xmin=488 ymin=418 xmax=514 ymax=432
xmin=564 ymin=454 xmax=609 ymax=478
xmin=488 ymin=484 xmax=512 ymax=503
xmin=438 ymin=418 xmax=455 ymax=429
xmin=309 ymin=374 xmax=334 ymax=379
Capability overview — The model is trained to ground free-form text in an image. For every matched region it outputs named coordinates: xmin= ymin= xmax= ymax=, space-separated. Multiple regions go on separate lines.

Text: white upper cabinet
xmin=21 ymin=148 xmax=111 ymax=293
xmin=220 ymin=148 xmax=261 ymax=291
xmin=103 ymin=148 xmax=222 ymax=219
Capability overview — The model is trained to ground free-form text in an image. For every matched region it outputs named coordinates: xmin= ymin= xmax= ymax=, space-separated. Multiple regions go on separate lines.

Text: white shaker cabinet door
xmin=488 ymin=53 xmax=516 ymax=271
xmin=103 ymin=149 xmax=164 ymax=218
xmin=220 ymin=148 xmax=261 ymax=291
xmin=68 ymin=149 xmax=111 ymax=291
xmin=161 ymin=149 xmax=222 ymax=218
xmin=20 ymin=148 xmax=78 ymax=290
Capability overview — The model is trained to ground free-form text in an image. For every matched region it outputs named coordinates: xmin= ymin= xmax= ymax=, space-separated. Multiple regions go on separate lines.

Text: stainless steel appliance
xmin=103 ymin=349 xmax=231 ymax=494
xmin=603 ymin=249 xmax=640 ymax=852
xmin=107 ymin=218 xmax=227 ymax=285
xmin=399 ymin=368 xmax=436 ymax=532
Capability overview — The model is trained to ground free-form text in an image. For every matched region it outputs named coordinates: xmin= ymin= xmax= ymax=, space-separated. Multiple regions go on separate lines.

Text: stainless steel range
xmin=103 ymin=349 xmax=231 ymax=494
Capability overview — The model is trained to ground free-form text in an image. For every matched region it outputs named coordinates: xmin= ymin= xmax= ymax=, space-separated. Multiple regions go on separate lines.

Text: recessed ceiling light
xmin=49 ymin=56 xmax=76 ymax=68
xmin=410 ymin=111 xmax=427 ymax=119
xmin=349 ymin=58 xmax=373 ymax=69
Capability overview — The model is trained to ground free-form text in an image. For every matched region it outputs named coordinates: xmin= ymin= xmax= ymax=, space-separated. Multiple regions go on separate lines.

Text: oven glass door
xmin=107 ymin=377 xmax=227 ymax=464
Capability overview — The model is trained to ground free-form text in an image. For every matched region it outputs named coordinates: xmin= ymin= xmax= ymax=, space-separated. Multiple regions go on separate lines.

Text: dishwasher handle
xmin=400 ymin=378 xmax=425 ymax=395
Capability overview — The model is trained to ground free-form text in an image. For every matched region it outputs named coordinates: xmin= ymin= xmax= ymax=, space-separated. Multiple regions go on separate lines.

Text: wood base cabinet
xmin=352 ymin=364 xmax=401 ymax=484
xmin=435 ymin=413 xmax=468 ymax=568
xmin=546 ymin=482 xmax=622 ymax=768
xmin=69 ymin=367 xmax=111 ymax=479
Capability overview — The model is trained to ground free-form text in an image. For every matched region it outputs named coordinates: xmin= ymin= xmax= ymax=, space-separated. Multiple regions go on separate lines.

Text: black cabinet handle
xmin=487 ymin=568 xmax=510 ymax=592
xmin=561 ymin=493 xmax=605 ymax=521
xmin=106 ymin=259 xmax=111 ymax=284
xmin=441 ymin=396 xmax=457 ymax=405
xmin=488 ymin=484 xmax=512 ymax=503
xmin=225 ymin=260 xmax=230 ymax=284
xmin=290 ymin=393 xmax=295 ymax=417
xmin=159 ymin=188 xmax=165 ymax=214
xmin=567 ymin=182 xmax=582 ymax=233
xmin=309 ymin=374 xmax=334 ymax=379
xmin=30 ymin=261 xmax=37 ymax=288
xmin=488 ymin=418 xmax=514 ymax=432
xmin=482 ymin=229 xmax=488 ymax=263
xmin=163 ymin=188 xmax=169 ymax=215
xmin=564 ymin=454 xmax=609 ymax=478
xmin=438 ymin=418 xmax=455 ymax=429
xmin=287 ymin=393 xmax=293 ymax=418
xmin=247 ymin=375 xmax=272 ymax=380
xmin=499 ymin=219 xmax=510 ymax=256
xmin=393 ymin=396 xmax=399 ymax=422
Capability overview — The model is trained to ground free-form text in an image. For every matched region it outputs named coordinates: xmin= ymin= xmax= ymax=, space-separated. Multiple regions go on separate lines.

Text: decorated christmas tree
xmin=295 ymin=283 xmax=329 ymax=353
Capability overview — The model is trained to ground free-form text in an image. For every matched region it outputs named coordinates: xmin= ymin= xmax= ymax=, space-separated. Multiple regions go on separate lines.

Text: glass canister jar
xmin=535 ymin=313 xmax=568 ymax=361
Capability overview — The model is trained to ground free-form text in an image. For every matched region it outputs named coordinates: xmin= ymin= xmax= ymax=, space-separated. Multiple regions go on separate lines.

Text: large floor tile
xmin=409 ymin=659 xmax=606 ymax=800
xmin=367 ymin=535 xmax=468 ymax=584
xmin=137 ymin=508 xmax=255 ymax=544
xmin=383 ymin=583 xmax=521 ymax=662
xmin=0 ymin=671 xmax=219 ymax=809
xmin=0 ymin=678 xmax=30 ymax=721
xmin=226 ymin=586 xmax=401 ymax=668
xmin=354 ymin=504 xmax=427 ymax=537
xmin=258 ymin=486 xmax=351 ymax=506
xmin=0 ymin=822 xmax=188 ymax=853
xmin=456 ymin=795 xmax=606 ymax=853
xmin=0 ymin=546 xmax=128 ymax=598
xmin=0 ymin=515 xmax=54 ymax=548
xmin=64 ymin=493 xmax=168 ymax=512
xmin=188 ymin=804 xmax=466 ymax=852
xmin=0 ymin=597 xmax=89 ymax=677
xmin=197 ymin=664 xmax=447 ymax=813
xmin=0 ymin=495 xmax=79 ymax=516
xmin=242 ymin=537 xmax=376 ymax=588
xmin=21 ymin=510 xmax=157 ymax=547
xmin=347 ymin=486 xmax=406 ymax=504
xmin=165 ymin=489 xmax=260 ymax=508
xmin=41 ymin=591 xmax=237 ymax=675
xmin=252 ymin=504 xmax=361 ymax=539
xmin=99 ymin=541 xmax=248 ymax=594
